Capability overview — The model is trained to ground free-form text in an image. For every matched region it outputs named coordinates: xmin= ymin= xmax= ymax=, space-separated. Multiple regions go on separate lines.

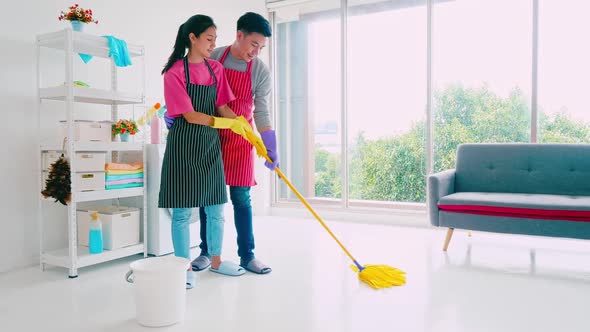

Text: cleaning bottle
xmin=88 ymin=212 xmax=103 ymax=254
xmin=150 ymin=114 xmax=161 ymax=144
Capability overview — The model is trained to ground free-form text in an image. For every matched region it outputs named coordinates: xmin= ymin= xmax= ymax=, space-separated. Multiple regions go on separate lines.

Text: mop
xmin=234 ymin=116 xmax=406 ymax=289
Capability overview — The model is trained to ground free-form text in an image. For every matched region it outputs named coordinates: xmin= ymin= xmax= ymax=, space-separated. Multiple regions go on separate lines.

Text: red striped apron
xmin=219 ymin=46 xmax=256 ymax=186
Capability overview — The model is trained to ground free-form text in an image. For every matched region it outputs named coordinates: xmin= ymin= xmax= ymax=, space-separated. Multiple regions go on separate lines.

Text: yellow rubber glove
xmin=235 ymin=116 xmax=251 ymax=130
xmin=212 ymin=116 xmax=270 ymax=161
xmin=235 ymin=116 xmax=268 ymax=158
xmin=211 ymin=116 xmax=247 ymax=137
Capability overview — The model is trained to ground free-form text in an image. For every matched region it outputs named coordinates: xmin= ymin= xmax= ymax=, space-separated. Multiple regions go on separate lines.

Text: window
xmin=269 ymin=0 xmax=589 ymax=215
xmin=347 ymin=1 xmax=427 ymax=203
xmin=275 ymin=0 xmax=343 ymax=202
xmin=432 ymin=0 xmax=532 ymax=172
xmin=538 ymin=0 xmax=590 ymax=143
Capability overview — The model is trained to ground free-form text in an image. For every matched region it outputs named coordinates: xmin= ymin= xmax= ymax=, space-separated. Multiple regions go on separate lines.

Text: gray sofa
xmin=428 ymin=143 xmax=590 ymax=250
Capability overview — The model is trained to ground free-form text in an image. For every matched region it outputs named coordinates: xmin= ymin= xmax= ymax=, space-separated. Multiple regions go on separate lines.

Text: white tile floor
xmin=2 ymin=216 xmax=590 ymax=332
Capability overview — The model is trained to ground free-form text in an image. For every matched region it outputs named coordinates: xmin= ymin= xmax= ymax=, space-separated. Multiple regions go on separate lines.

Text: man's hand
xmin=261 ymin=130 xmax=279 ymax=170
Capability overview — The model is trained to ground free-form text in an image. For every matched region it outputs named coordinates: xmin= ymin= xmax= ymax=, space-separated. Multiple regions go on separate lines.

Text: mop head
xmin=351 ymin=264 xmax=406 ymax=289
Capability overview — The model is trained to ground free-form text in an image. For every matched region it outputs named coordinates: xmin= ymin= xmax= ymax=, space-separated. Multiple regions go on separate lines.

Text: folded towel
xmin=105 ymin=169 xmax=143 ymax=175
xmin=105 ymin=173 xmax=144 ymax=181
xmin=106 ymin=182 xmax=144 ymax=190
xmin=105 ymin=162 xmax=143 ymax=171
xmin=106 ymin=179 xmax=144 ymax=186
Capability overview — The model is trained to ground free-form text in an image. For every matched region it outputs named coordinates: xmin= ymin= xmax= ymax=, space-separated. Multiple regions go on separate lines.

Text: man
xmin=166 ymin=12 xmax=278 ymax=274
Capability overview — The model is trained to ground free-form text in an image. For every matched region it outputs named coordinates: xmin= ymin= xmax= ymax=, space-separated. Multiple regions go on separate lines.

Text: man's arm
xmin=253 ymin=60 xmax=273 ymax=132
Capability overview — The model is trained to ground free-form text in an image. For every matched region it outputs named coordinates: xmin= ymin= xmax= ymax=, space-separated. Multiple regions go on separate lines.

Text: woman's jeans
xmin=199 ymin=186 xmax=255 ymax=265
xmin=172 ymin=204 xmax=224 ymax=259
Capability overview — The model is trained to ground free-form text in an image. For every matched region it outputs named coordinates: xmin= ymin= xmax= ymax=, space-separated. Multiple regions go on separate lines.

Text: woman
xmin=159 ymin=14 xmax=247 ymax=288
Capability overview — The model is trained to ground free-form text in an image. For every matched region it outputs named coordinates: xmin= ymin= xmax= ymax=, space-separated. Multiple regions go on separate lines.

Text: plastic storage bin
xmin=43 ymin=151 xmax=106 ymax=172
xmin=73 ymin=171 xmax=105 ymax=191
xmin=59 ymin=120 xmax=112 ymax=142
xmin=78 ymin=206 xmax=140 ymax=250
xmin=42 ymin=171 xmax=105 ymax=192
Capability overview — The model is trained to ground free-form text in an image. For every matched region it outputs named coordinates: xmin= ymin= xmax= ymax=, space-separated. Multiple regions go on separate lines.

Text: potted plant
xmin=58 ymin=4 xmax=98 ymax=32
xmin=112 ymin=119 xmax=139 ymax=142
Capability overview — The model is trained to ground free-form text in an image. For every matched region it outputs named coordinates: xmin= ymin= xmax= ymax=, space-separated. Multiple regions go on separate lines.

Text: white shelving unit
xmin=36 ymin=29 xmax=147 ymax=278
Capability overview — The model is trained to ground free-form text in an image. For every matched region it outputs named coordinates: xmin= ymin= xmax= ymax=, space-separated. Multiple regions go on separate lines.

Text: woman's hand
xmin=211 ymin=116 xmax=248 ymax=136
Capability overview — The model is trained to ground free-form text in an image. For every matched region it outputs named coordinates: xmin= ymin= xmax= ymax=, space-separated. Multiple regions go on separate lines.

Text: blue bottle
xmin=88 ymin=212 xmax=103 ymax=254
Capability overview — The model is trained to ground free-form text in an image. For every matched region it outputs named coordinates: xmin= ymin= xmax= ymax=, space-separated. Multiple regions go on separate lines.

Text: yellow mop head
xmin=351 ymin=264 xmax=406 ymax=289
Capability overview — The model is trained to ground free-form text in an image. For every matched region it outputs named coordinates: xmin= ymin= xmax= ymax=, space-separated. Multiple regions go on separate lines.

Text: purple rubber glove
xmin=261 ymin=130 xmax=279 ymax=170
xmin=164 ymin=111 xmax=175 ymax=129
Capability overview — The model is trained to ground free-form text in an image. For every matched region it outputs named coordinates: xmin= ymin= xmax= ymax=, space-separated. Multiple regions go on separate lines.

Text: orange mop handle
xmin=262 ymin=154 xmax=358 ymax=264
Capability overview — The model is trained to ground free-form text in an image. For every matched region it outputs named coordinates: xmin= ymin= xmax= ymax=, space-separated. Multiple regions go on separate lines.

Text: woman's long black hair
xmin=162 ymin=15 xmax=216 ymax=75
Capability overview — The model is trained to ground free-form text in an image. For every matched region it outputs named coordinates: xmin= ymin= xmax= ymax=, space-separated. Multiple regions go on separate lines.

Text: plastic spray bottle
xmin=88 ymin=212 xmax=103 ymax=254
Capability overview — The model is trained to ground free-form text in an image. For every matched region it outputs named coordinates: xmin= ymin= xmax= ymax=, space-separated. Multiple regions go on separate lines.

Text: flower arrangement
xmin=112 ymin=119 xmax=139 ymax=136
xmin=58 ymin=4 xmax=98 ymax=24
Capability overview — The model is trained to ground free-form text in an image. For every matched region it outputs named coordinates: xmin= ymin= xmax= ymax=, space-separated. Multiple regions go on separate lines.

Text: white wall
xmin=0 ymin=0 xmax=268 ymax=273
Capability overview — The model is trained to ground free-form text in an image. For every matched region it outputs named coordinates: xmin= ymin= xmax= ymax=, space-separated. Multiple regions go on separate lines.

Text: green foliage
xmin=349 ymin=125 xmax=426 ymax=202
xmin=539 ymin=112 xmax=590 ymax=143
xmin=313 ymin=84 xmax=590 ymax=203
xmin=314 ymin=148 xmax=341 ymax=198
xmin=433 ymin=84 xmax=530 ymax=172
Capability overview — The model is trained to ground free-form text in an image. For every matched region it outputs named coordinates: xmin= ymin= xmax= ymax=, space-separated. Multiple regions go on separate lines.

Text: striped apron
xmin=218 ymin=47 xmax=256 ymax=187
xmin=158 ymin=58 xmax=227 ymax=208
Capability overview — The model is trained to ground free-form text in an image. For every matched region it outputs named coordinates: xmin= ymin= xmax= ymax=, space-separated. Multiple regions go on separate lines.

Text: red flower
xmin=59 ymin=4 xmax=98 ymax=24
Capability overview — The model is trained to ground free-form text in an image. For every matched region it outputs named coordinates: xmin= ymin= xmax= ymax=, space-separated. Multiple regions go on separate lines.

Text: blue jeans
xmin=172 ymin=204 xmax=224 ymax=259
xmin=199 ymin=186 xmax=255 ymax=265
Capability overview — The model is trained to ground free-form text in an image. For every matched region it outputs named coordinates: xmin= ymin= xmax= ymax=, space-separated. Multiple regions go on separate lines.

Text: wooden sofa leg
xmin=443 ymin=228 xmax=454 ymax=251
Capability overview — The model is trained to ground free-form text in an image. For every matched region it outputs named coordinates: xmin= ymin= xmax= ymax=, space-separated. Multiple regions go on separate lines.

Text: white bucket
xmin=125 ymin=256 xmax=190 ymax=327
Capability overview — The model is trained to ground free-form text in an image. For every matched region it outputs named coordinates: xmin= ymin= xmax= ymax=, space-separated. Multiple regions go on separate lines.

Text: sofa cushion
xmin=438 ymin=192 xmax=590 ymax=222
xmin=455 ymin=144 xmax=590 ymax=196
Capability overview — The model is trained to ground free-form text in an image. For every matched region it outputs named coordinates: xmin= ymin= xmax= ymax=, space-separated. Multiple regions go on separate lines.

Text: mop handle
xmin=263 ymin=154 xmax=360 ymax=267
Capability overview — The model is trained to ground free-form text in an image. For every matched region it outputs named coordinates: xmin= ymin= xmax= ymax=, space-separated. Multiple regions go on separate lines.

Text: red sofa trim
xmin=438 ymin=204 xmax=590 ymax=222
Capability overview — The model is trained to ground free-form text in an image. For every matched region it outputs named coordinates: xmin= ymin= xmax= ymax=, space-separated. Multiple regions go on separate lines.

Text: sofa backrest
xmin=455 ymin=143 xmax=590 ymax=195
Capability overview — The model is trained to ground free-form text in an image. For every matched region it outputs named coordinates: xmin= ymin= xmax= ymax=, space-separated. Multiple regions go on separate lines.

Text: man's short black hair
xmin=237 ymin=12 xmax=272 ymax=37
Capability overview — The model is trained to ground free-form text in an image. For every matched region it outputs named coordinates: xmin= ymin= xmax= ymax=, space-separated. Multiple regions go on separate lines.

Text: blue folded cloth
xmin=105 ymin=173 xmax=144 ymax=181
xmin=77 ymin=35 xmax=132 ymax=67
xmin=79 ymin=53 xmax=93 ymax=63
xmin=104 ymin=35 xmax=132 ymax=67
xmin=105 ymin=182 xmax=144 ymax=190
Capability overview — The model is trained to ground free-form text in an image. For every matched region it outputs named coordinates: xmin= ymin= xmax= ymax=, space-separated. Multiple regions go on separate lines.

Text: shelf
xmin=40 ymin=187 xmax=144 ymax=203
xmin=41 ymin=243 xmax=144 ymax=269
xmin=37 ymin=29 xmax=144 ymax=58
xmin=41 ymin=141 xmax=144 ymax=152
xmin=38 ymin=28 xmax=147 ymax=277
xmin=75 ymin=187 xmax=144 ymax=202
xmin=39 ymin=86 xmax=143 ymax=105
